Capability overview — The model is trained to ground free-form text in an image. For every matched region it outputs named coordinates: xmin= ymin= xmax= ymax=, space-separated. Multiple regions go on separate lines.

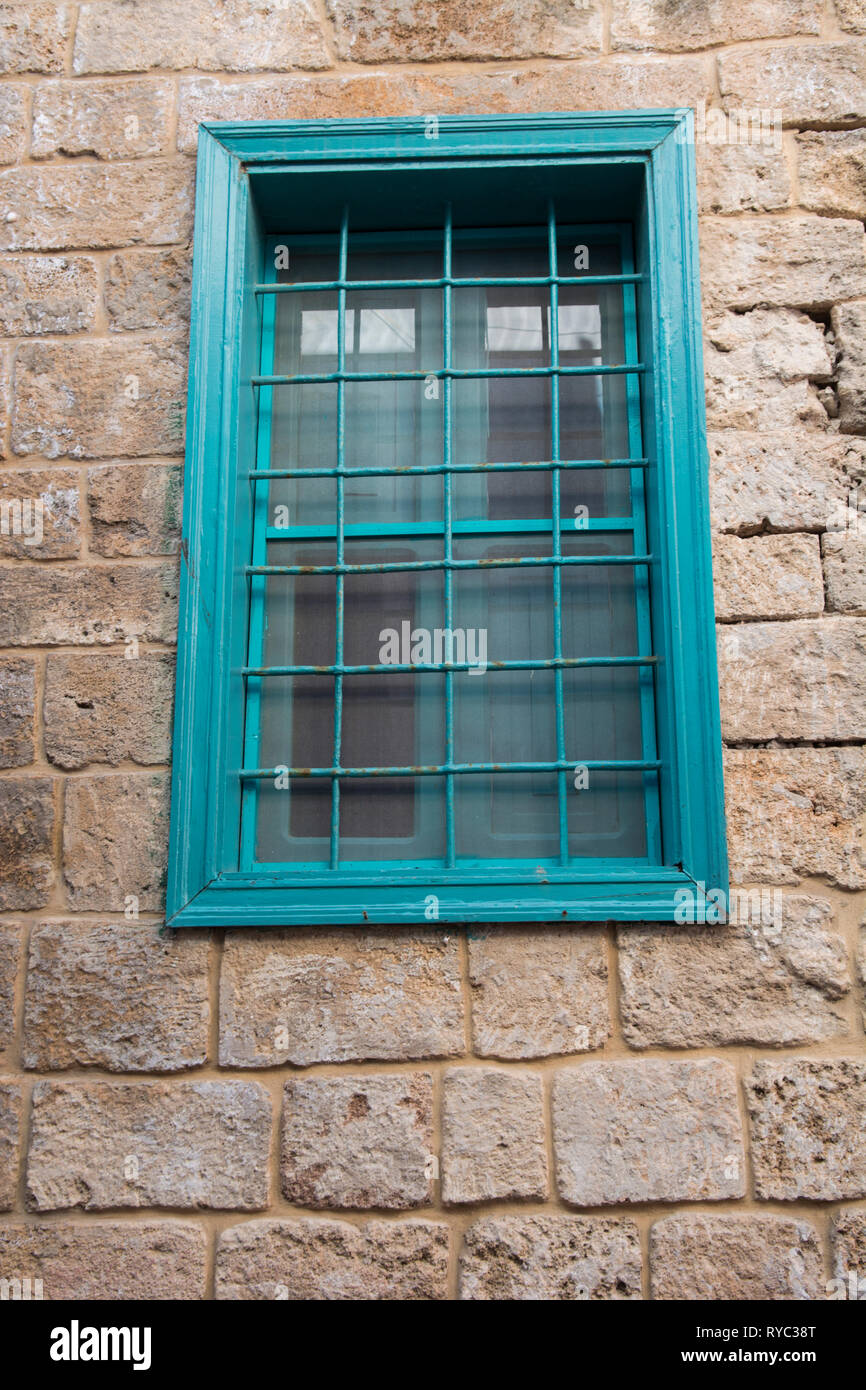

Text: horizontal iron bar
xmin=240 ymin=758 xmax=663 ymax=780
xmin=253 ymin=363 xmax=645 ymax=386
xmin=243 ymin=655 xmax=659 ymax=677
xmin=249 ymin=456 xmax=649 ymax=480
xmin=265 ymin=518 xmax=635 ymax=540
xmin=254 ymin=273 xmax=644 ymax=293
xmin=247 ymin=553 xmax=652 ymax=576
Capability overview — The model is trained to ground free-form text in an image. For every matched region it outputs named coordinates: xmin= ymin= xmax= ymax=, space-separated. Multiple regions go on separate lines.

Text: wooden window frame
xmin=166 ymin=111 xmax=728 ymax=927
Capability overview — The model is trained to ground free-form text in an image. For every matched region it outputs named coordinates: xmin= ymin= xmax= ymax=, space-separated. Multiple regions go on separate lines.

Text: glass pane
xmin=255 ymin=540 xmax=445 ymax=864
xmin=451 ymin=533 xmax=648 ymax=860
xmin=269 ymin=252 xmax=443 ymax=530
xmin=451 ymin=237 xmax=630 ymax=522
xmin=251 ymin=227 xmax=655 ymax=870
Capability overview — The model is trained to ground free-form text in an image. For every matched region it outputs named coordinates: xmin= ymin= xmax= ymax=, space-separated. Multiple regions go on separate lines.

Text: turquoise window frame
xmin=166 ymin=110 xmax=727 ymax=928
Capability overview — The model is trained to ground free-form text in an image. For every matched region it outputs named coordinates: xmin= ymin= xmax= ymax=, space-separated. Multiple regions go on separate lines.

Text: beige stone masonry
xmin=0 ymin=0 xmax=864 ymax=1304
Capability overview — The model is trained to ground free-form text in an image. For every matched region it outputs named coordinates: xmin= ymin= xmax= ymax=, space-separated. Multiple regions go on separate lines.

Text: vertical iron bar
xmin=330 ymin=207 xmax=349 ymax=869
xmin=240 ymin=244 xmax=277 ymax=870
xmin=548 ymin=202 xmax=569 ymax=866
xmin=443 ymin=205 xmax=456 ymax=867
xmin=621 ymin=225 xmax=662 ymax=862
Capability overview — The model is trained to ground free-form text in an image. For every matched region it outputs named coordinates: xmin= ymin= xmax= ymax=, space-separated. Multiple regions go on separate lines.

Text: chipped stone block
xmin=747 ymin=1060 xmax=866 ymax=1201
xmin=215 ymin=1218 xmax=449 ymax=1300
xmin=460 ymin=1216 xmax=642 ymax=1301
xmin=281 ymin=1073 xmax=433 ymax=1209
xmin=651 ymin=1215 xmax=824 ymax=1301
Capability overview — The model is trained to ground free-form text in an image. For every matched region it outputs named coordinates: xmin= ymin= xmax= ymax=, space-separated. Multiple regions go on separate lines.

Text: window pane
xmin=452 ymin=534 xmax=648 ymax=859
xmin=249 ymin=226 xmax=655 ymax=871
xmin=255 ymin=541 xmax=445 ymax=864
xmin=452 ymin=238 xmax=630 ymax=522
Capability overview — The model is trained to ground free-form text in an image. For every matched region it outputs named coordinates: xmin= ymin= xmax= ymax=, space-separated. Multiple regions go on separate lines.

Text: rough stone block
xmin=219 ymin=928 xmax=464 ymax=1066
xmin=701 ymin=216 xmax=866 ymax=313
xmin=441 ymin=1068 xmax=548 ymax=1205
xmin=553 ymin=1060 xmax=745 ymax=1205
xmin=0 ymin=84 xmax=29 ymax=164
xmin=0 ymin=658 xmax=35 ymax=767
xmin=696 ymin=140 xmax=790 ymax=215
xmin=832 ymin=302 xmax=866 ymax=436
xmin=831 ymin=1209 xmax=866 ymax=1291
xmin=704 ymin=309 xmax=832 ymax=431
xmin=0 ymin=1221 xmax=208 ymax=1300
xmin=327 ymin=0 xmax=603 ymax=61
xmin=823 ymin=530 xmax=866 ymax=613
xmin=460 ymin=1215 xmax=642 ymax=1300
xmin=718 ymin=617 xmax=866 ymax=742
xmin=32 ymin=77 xmax=174 ymax=160
xmin=709 ymin=431 xmax=865 ymax=533
xmin=467 ymin=925 xmax=609 ymax=1059
xmin=617 ymin=897 xmax=849 ymax=1048
xmin=0 ymin=922 xmax=20 ymax=1050
xmin=0 ymin=563 xmax=179 ymax=646
xmin=0 ymin=778 xmax=54 ymax=910
xmin=612 ymin=0 xmax=819 ymax=50
xmin=87 ymin=464 xmax=182 ymax=555
xmin=0 ymin=1082 xmax=21 ymax=1208
xmin=105 ymin=249 xmax=191 ymax=334
xmin=720 ymin=43 xmax=866 ymax=125
xmin=0 ymin=469 xmax=80 ymax=559
xmin=746 ymin=1060 xmax=866 ymax=1200
xmin=797 ymin=130 xmax=866 ymax=220
xmin=724 ymin=748 xmax=866 ymax=888
xmin=12 ymin=341 xmax=187 ymax=458
xmin=650 ymin=1215 xmax=824 ymax=1301
xmin=712 ymin=534 xmax=823 ymax=620
xmin=27 ymin=1080 xmax=272 ymax=1210
xmin=0 ymin=162 xmax=193 ymax=252
xmin=44 ymin=652 xmax=174 ymax=769
xmin=63 ymin=773 xmax=169 ymax=912
xmin=281 ymin=1073 xmax=433 ymax=1209
xmin=215 ymin=1218 xmax=449 ymax=1299
xmin=0 ymin=3 xmax=70 ymax=74
xmin=23 ymin=922 xmax=209 ymax=1072
xmin=837 ymin=0 xmax=866 ymax=31
xmin=73 ymin=0 xmax=330 ymax=73
xmin=0 ymin=255 xmax=98 ymax=335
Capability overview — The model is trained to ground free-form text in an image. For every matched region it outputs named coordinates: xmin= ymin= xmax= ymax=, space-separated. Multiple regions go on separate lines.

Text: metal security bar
xmin=240 ymin=214 xmax=660 ymax=870
xmin=248 ymin=456 xmax=649 ymax=480
xmin=253 ymin=363 xmax=644 ymax=386
xmin=330 ymin=207 xmax=349 ymax=868
xmin=254 ymin=273 xmax=645 ymax=293
xmin=246 ymin=554 xmax=653 ymax=577
xmin=442 ymin=204 xmax=456 ymax=864
xmin=242 ymin=759 xmax=662 ymax=779
xmin=242 ymin=656 xmax=660 ymax=677
xmin=548 ymin=202 xmax=568 ymax=863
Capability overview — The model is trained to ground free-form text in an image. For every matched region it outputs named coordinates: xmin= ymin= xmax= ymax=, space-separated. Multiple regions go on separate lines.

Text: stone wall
xmin=0 ymin=0 xmax=864 ymax=1301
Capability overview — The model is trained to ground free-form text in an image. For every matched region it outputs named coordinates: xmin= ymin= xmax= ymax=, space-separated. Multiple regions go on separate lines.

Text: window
xmin=167 ymin=111 xmax=727 ymax=926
